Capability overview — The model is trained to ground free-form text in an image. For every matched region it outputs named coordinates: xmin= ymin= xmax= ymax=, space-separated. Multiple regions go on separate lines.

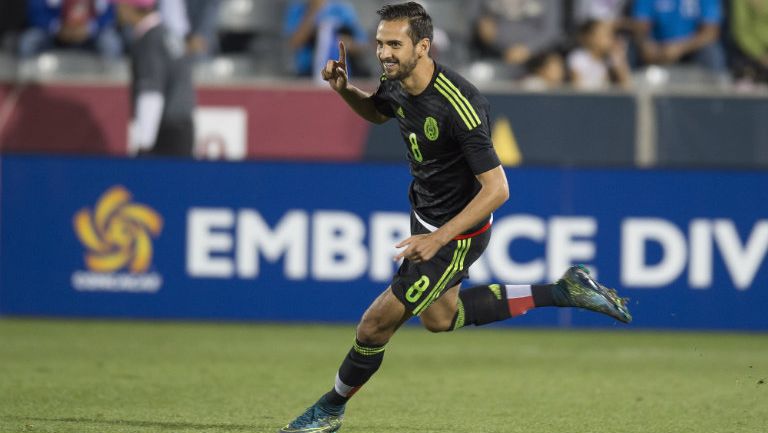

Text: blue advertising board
xmin=1 ymin=155 xmax=767 ymax=330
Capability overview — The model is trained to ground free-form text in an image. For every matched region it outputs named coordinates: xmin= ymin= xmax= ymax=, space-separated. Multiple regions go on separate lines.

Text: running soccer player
xmin=279 ymin=3 xmax=632 ymax=432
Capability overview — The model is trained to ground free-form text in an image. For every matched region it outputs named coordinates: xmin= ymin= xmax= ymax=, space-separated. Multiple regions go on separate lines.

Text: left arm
xmin=661 ymin=23 xmax=719 ymax=62
xmin=661 ymin=0 xmax=722 ymax=62
xmin=609 ymin=39 xmax=633 ymax=89
xmin=395 ymin=166 xmax=509 ymax=262
xmin=130 ymin=35 xmax=167 ymax=153
xmin=187 ymin=0 xmax=221 ymax=55
xmin=131 ymin=91 xmax=165 ymax=153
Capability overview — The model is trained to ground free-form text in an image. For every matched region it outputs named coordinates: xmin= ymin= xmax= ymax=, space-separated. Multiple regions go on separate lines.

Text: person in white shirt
xmin=567 ymin=19 xmax=631 ymax=90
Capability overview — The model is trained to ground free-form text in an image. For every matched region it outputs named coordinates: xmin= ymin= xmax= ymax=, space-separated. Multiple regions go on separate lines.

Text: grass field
xmin=1 ymin=319 xmax=766 ymax=433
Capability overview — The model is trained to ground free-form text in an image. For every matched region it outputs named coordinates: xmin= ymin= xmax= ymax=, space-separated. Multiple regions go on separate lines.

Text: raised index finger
xmin=338 ymin=40 xmax=347 ymax=65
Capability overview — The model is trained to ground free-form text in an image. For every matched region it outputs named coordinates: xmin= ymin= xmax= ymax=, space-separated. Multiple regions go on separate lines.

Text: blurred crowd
xmin=0 ymin=0 xmax=767 ymax=91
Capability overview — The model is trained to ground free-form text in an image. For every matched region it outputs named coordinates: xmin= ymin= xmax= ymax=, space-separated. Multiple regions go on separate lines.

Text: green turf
xmin=0 ymin=319 xmax=766 ymax=433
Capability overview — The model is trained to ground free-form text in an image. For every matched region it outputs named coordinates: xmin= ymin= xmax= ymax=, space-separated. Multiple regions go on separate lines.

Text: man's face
xmin=376 ymin=19 xmax=422 ymax=80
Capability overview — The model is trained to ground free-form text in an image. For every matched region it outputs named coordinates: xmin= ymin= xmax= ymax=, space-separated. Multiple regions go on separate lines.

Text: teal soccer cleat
xmin=278 ymin=399 xmax=344 ymax=433
xmin=554 ymin=265 xmax=632 ymax=323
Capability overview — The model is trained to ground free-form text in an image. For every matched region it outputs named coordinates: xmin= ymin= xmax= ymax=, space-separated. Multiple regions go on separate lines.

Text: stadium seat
xmin=634 ymin=65 xmax=731 ymax=90
xmin=195 ymin=54 xmax=255 ymax=81
xmin=16 ymin=51 xmax=127 ymax=81
xmin=459 ymin=59 xmax=516 ymax=84
xmin=195 ymin=52 xmax=290 ymax=81
xmin=218 ymin=0 xmax=286 ymax=35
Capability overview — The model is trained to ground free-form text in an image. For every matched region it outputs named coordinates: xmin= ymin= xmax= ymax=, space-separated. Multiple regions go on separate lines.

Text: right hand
xmin=321 ymin=41 xmax=348 ymax=92
xmin=186 ymin=34 xmax=208 ymax=55
xmin=504 ymin=44 xmax=531 ymax=65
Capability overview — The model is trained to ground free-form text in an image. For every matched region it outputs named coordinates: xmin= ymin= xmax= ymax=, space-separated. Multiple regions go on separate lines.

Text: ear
xmin=417 ymin=38 xmax=431 ymax=57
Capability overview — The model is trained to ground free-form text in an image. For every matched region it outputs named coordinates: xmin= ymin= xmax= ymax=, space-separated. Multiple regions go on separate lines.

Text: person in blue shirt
xmin=18 ymin=0 xmax=123 ymax=60
xmin=284 ymin=0 xmax=369 ymax=79
xmin=631 ymin=0 xmax=726 ymax=73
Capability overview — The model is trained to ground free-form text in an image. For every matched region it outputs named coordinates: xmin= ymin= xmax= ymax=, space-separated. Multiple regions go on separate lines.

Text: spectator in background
xmin=574 ymin=0 xmax=629 ymax=24
xmin=158 ymin=0 xmax=221 ymax=60
xmin=469 ymin=0 xmax=563 ymax=77
xmin=573 ymin=0 xmax=632 ymax=34
xmin=112 ymin=0 xmax=196 ymax=157
xmin=284 ymin=0 xmax=369 ymax=80
xmin=184 ymin=0 xmax=221 ymax=59
xmin=18 ymin=0 xmax=123 ymax=60
xmin=519 ymin=48 xmax=565 ymax=90
xmin=730 ymin=0 xmax=768 ymax=86
xmin=631 ymin=0 xmax=726 ymax=75
xmin=157 ymin=0 xmax=189 ymax=41
xmin=568 ymin=20 xmax=631 ymax=90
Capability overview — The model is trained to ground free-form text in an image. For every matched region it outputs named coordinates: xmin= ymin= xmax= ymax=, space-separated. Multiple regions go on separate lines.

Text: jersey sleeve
xmin=369 ymin=77 xmax=396 ymax=118
xmin=632 ymin=0 xmax=653 ymax=21
xmin=453 ymin=93 xmax=501 ymax=175
xmin=700 ymin=0 xmax=722 ymax=24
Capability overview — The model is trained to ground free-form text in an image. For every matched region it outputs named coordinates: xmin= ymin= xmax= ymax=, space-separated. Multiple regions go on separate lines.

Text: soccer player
xmin=279 ymin=3 xmax=632 ymax=432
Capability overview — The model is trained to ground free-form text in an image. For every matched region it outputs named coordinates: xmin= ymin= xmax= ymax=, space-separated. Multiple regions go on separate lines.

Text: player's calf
xmin=445 ymin=283 xmax=555 ymax=330
xmin=445 ymin=266 xmax=632 ymax=331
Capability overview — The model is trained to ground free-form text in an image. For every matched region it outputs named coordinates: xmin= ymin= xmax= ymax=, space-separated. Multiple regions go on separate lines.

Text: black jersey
xmin=371 ymin=62 xmax=501 ymax=228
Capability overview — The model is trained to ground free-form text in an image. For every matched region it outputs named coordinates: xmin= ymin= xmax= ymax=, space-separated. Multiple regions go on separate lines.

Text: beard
xmin=382 ymin=55 xmax=418 ymax=81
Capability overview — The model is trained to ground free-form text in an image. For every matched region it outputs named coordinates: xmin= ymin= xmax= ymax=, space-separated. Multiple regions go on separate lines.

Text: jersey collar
xmin=401 ymin=60 xmax=441 ymax=99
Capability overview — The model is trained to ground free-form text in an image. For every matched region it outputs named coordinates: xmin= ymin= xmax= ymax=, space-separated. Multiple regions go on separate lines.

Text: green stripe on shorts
xmin=413 ymin=239 xmax=472 ymax=316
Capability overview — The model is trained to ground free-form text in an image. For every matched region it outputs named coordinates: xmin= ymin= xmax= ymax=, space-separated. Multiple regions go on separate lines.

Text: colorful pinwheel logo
xmin=73 ymin=186 xmax=163 ymax=273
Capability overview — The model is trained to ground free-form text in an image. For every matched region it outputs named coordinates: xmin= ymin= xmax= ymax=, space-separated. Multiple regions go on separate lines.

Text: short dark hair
xmin=577 ymin=19 xmax=601 ymax=37
xmin=377 ymin=2 xmax=433 ymax=44
xmin=525 ymin=48 xmax=563 ymax=74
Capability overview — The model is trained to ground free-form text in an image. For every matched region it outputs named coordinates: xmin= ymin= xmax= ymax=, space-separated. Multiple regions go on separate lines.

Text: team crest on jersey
xmin=397 ymin=106 xmax=405 ymax=118
xmin=424 ymin=117 xmax=439 ymax=141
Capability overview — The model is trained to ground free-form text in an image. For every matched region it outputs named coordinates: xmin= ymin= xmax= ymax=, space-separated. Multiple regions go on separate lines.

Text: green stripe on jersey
xmin=438 ymin=73 xmax=481 ymax=126
xmin=434 ymin=80 xmax=476 ymax=130
xmin=435 ymin=73 xmax=481 ymax=129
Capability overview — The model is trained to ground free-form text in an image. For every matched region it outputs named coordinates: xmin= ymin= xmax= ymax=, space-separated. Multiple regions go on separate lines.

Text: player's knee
xmin=356 ymin=316 xmax=394 ymax=345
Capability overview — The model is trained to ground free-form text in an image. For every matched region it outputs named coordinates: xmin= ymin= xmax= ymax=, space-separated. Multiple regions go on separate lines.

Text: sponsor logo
xmin=186 ymin=208 xmax=768 ymax=290
xmin=424 ymin=116 xmax=439 ymax=141
xmin=72 ymin=186 xmax=163 ymax=293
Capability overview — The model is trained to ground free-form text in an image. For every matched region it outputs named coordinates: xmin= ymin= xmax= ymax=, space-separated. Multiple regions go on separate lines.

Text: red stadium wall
xmin=4 ymin=81 xmax=766 ymax=167
xmin=198 ymin=87 xmax=369 ymax=161
xmin=0 ymin=84 xmax=129 ymax=155
xmin=0 ymin=82 xmax=371 ymax=160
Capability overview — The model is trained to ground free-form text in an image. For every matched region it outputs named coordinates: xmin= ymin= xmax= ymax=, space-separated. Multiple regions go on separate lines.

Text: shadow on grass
xmin=2 ymin=416 xmax=260 ymax=431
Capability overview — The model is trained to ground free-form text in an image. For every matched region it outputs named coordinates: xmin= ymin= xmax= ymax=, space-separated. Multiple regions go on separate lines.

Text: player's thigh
xmin=419 ymin=283 xmax=460 ymax=332
xmin=357 ymin=287 xmax=411 ymax=345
